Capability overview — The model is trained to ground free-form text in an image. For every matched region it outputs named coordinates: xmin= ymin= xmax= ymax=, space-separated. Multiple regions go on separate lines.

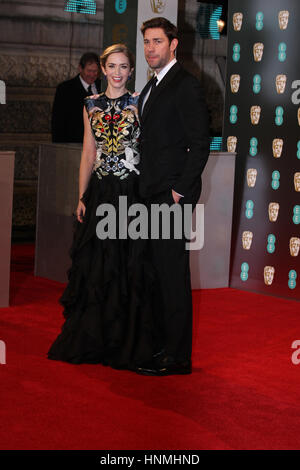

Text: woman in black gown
xmin=47 ymin=44 xmax=157 ymax=370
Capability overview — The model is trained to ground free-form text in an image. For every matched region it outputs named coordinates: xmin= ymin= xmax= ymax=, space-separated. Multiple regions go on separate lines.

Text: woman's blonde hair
xmin=100 ymin=43 xmax=135 ymax=69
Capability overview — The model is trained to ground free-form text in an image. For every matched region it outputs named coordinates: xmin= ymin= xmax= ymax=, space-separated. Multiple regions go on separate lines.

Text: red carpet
xmin=1 ymin=243 xmax=300 ymax=450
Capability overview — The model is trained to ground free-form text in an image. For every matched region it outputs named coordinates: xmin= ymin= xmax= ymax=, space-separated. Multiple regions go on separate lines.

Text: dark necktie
xmin=142 ymin=76 xmax=158 ymax=115
xmin=148 ymin=76 xmax=158 ymax=100
xmin=87 ymin=85 xmax=92 ymax=95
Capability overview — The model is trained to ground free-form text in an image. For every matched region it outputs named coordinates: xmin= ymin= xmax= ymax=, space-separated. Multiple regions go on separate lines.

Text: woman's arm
xmin=76 ymin=106 xmax=96 ymax=222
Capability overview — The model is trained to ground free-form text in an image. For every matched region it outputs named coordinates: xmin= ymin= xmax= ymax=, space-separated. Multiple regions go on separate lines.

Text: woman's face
xmin=102 ymin=52 xmax=133 ymax=90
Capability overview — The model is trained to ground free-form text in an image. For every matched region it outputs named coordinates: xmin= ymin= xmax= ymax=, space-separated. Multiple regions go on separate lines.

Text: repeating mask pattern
xmin=226 ymin=7 xmax=298 ymax=294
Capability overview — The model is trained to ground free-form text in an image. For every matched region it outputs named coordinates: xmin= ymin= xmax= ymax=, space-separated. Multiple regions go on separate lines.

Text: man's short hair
xmin=79 ymin=52 xmax=100 ymax=69
xmin=140 ymin=17 xmax=178 ymax=44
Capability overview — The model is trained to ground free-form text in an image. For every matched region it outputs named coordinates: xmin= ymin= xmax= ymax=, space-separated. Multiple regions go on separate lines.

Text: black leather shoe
xmin=136 ymin=359 xmax=191 ymax=376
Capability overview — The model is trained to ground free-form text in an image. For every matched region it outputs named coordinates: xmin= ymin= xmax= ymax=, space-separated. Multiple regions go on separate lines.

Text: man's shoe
xmin=136 ymin=359 xmax=191 ymax=376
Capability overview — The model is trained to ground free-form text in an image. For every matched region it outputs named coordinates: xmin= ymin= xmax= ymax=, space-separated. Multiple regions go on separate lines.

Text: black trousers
xmin=145 ymin=189 xmax=197 ymax=363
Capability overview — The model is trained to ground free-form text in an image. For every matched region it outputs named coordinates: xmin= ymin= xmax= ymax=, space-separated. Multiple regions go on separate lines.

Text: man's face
xmin=143 ymin=27 xmax=178 ymax=73
xmin=79 ymin=61 xmax=99 ymax=84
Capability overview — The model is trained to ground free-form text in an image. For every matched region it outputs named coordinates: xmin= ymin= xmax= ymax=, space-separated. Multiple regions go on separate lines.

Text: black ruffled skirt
xmin=47 ymin=171 xmax=159 ymax=370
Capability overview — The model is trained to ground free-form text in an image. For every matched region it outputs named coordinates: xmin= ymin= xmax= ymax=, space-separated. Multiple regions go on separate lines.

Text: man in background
xmin=51 ymin=52 xmax=101 ymax=143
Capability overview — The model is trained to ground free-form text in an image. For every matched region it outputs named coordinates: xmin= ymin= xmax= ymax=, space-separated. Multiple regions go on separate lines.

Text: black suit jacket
xmin=51 ymin=74 xmax=101 ymax=143
xmin=138 ymin=62 xmax=210 ymax=200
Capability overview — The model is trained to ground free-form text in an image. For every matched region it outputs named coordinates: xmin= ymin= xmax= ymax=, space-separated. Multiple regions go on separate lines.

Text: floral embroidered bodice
xmin=84 ymin=92 xmax=140 ymax=180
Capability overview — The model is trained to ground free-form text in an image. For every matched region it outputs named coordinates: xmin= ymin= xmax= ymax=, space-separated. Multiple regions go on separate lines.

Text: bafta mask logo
xmin=276 ymin=74 xmax=287 ymax=94
xmin=253 ymin=43 xmax=264 ymax=62
xmin=272 ymin=138 xmax=283 ymax=158
xmin=227 ymin=136 xmax=237 ymax=153
xmin=264 ymin=266 xmax=275 ymax=285
xmin=250 ymin=106 xmax=261 ymax=125
xmin=294 ymin=172 xmax=300 ymax=192
xmin=230 ymin=74 xmax=240 ymax=93
xmin=112 ymin=24 xmax=128 ymax=43
xmin=150 ymin=0 xmax=166 ymax=14
xmin=147 ymin=67 xmax=154 ymax=81
xmin=298 ymin=108 xmax=300 ymax=126
xmin=293 ymin=205 xmax=300 ymax=225
xmin=278 ymin=10 xmax=289 ymax=30
xmin=242 ymin=231 xmax=253 ymax=250
xmin=290 ymin=237 xmax=300 ymax=257
xmin=247 ymin=168 xmax=257 ymax=187
xmin=269 ymin=202 xmax=280 ymax=222
xmin=233 ymin=12 xmax=243 ymax=31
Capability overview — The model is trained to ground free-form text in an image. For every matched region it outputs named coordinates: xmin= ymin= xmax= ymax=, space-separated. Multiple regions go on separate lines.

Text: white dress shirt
xmin=79 ymin=75 xmax=98 ymax=95
xmin=142 ymin=58 xmax=177 ymax=111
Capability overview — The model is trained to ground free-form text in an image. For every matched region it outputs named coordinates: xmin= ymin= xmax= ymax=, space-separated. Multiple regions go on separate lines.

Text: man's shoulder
xmin=175 ymin=65 xmax=200 ymax=84
xmin=56 ymin=74 xmax=81 ymax=91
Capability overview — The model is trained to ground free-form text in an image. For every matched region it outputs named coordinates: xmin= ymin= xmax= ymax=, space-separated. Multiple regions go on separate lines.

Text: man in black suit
xmin=137 ymin=17 xmax=210 ymax=376
xmin=51 ymin=52 xmax=101 ymax=143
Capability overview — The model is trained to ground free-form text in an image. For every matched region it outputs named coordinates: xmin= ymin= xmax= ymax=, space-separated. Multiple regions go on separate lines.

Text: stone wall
xmin=0 ymin=0 xmax=104 ymax=239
